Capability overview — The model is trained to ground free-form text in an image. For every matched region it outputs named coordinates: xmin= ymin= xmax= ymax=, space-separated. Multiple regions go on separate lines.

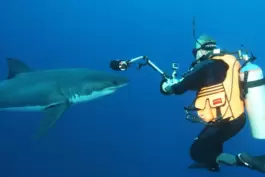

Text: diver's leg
xmin=189 ymin=132 xmax=222 ymax=172
xmin=212 ymin=115 xmax=265 ymax=173
xmin=189 ymin=114 xmax=246 ymax=172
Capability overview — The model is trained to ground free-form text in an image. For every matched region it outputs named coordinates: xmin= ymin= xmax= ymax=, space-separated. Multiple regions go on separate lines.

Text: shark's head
xmin=68 ymin=70 xmax=129 ymax=104
xmin=89 ymin=71 xmax=129 ymax=92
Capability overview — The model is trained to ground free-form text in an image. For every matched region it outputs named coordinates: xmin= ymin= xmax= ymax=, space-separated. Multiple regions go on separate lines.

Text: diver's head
xmin=192 ymin=34 xmax=217 ymax=61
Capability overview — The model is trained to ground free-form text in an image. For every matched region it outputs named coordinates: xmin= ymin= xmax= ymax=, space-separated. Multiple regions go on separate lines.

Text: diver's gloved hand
xmin=160 ymin=78 xmax=180 ymax=95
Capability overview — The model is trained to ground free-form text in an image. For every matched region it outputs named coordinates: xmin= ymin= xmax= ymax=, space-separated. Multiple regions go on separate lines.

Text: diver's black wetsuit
xmin=171 ymin=58 xmax=246 ymax=171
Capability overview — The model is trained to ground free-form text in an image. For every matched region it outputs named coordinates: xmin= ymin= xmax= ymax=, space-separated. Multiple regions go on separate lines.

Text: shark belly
xmin=0 ymin=79 xmax=66 ymax=112
xmin=0 ymin=103 xmax=59 ymax=112
xmin=0 ymin=105 xmax=47 ymax=111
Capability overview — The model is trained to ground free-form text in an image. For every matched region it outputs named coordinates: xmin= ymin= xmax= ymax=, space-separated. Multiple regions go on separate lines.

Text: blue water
xmin=0 ymin=0 xmax=265 ymax=177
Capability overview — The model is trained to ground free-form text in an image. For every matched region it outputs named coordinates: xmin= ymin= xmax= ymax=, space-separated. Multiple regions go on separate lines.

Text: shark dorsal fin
xmin=6 ymin=58 xmax=33 ymax=79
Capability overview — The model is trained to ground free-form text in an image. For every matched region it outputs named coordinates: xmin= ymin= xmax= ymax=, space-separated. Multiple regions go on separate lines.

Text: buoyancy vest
xmin=193 ymin=54 xmax=245 ymax=123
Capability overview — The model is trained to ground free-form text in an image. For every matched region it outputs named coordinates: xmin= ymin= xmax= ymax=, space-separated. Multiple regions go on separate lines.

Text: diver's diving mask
xmin=192 ymin=41 xmax=217 ymax=59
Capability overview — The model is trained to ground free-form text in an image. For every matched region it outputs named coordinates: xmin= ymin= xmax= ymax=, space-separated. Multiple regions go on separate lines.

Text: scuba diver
xmin=159 ymin=34 xmax=265 ymax=173
xmin=109 ymin=35 xmax=265 ymax=173
xmin=109 ymin=18 xmax=265 ymax=173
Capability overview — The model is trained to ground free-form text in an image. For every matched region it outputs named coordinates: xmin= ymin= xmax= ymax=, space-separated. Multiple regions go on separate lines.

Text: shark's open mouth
xmin=106 ymin=87 xmax=116 ymax=91
xmin=106 ymin=83 xmax=128 ymax=91
xmin=117 ymin=83 xmax=128 ymax=88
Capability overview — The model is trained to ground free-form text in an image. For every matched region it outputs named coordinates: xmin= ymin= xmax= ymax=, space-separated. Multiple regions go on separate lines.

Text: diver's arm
xmin=162 ymin=59 xmax=229 ymax=95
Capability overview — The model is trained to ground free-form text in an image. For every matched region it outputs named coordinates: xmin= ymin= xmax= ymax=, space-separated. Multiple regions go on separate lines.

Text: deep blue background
xmin=0 ymin=0 xmax=265 ymax=176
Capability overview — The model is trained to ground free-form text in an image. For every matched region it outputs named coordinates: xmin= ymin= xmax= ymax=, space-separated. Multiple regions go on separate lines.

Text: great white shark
xmin=0 ymin=58 xmax=129 ymax=138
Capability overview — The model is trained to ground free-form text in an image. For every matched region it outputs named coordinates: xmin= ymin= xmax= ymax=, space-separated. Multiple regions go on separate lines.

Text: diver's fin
xmin=238 ymin=152 xmax=265 ymax=173
xmin=188 ymin=162 xmax=209 ymax=169
xmin=33 ymin=102 xmax=69 ymax=139
xmin=216 ymin=153 xmax=237 ymax=166
xmin=254 ymin=155 xmax=265 ymax=164
xmin=188 ymin=162 xmax=220 ymax=172
xmin=6 ymin=58 xmax=33 ymax=79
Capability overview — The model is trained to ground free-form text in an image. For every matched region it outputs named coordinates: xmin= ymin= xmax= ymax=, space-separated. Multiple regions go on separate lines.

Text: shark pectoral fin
xmin=33 ymin=102 xmax=69 ymax=139
xmin=6 ymin=58 xmax=33 ymax=79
